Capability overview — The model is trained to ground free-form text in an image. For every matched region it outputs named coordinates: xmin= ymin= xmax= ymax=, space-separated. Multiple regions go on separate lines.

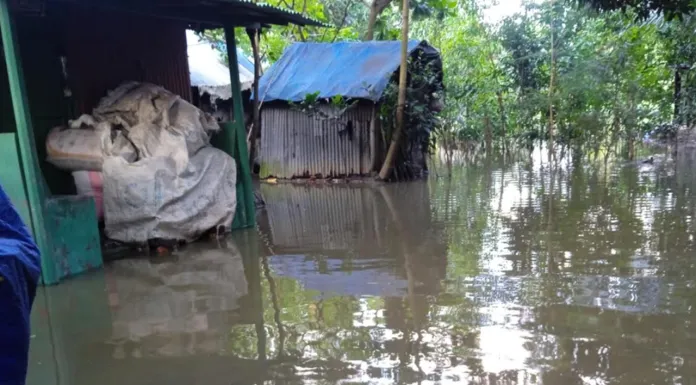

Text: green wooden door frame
xmin=0 ymin=0 xmax=53 ymax=280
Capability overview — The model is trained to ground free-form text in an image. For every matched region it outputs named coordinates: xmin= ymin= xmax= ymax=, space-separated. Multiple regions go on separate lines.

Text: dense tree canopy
xmin=574 ymin=0 xmax=695 ymax=19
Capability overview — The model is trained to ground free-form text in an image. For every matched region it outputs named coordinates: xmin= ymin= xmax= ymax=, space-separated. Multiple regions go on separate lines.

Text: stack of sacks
xmin=45 ymin=82 xmax=238 ymax=243
xmin=46 ymin=115 xmax=111 ymax=220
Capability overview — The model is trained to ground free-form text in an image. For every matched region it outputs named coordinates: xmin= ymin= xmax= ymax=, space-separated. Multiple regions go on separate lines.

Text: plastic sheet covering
xmin=91 ymin=82 xmax=237 ymax=242
xmin=186 ymin=30 xmax=254 ymax=99
xmin=103 ymin=147 xmax=237 ymax=243
xmin=0 ymin=184 xmax=40 ymax=385
xmin=257 ymin=40 xmax=440 ymax=102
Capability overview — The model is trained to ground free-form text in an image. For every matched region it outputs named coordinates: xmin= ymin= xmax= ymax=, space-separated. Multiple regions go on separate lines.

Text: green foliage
xmin=301 ymin=91 xmax=321 ymax=105
xmin=573 ymin=0 xmax=695 ymax=20
xmin=329 ymin=94 xmax=346 ymax=107
xmin=288 ymin=91 xmax=359 ymax=121
xmin=198 ymin=0 xmax=695 ymax=156
xmin=411 ymin=0 xmax=683 ymax=155
xmin=661 ymin=13 xmax=696 ymax=125
xmin=379 ymin=51 xmax=444 ymax=165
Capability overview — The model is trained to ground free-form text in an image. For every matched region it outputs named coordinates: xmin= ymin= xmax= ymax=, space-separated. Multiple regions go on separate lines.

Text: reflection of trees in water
xmin=224 ymin=148 xmax=696 ymax=384
xmin=523 ymin=304 xmax=696 ymax=384
xmin=420 ymin=148 xmax=696 ymax=383
xmin=236 ymin=182 xmax=451 ymax=383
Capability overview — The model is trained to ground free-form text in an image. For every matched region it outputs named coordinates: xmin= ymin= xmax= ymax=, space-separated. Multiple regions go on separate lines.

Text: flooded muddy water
xmin=28 ymin=147 xmax=696 ymax=385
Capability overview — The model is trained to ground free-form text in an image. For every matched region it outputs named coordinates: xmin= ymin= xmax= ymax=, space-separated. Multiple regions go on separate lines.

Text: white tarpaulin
xmin=186 ymin=30 xmax=254 ymax=100
xmin=91 ymin=82 xmax=237 ymax=243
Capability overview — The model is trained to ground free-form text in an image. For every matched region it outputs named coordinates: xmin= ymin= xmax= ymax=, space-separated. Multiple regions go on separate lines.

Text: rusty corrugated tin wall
xmin=259 ymin=104 xmax=373 ymax=178
xmin=61 ymin=6 xmax=192 ymax=113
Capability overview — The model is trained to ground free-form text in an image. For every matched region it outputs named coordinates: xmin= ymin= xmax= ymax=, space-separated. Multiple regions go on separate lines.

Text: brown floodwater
xmin=27 ymin=146 xmax=696 ymax=385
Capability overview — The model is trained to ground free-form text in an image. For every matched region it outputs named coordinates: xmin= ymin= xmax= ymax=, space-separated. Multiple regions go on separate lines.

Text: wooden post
xmin=246 ymin=25 xmax=261 ymax=169
xmin=0 ymin=0 xmax=53 ymax=280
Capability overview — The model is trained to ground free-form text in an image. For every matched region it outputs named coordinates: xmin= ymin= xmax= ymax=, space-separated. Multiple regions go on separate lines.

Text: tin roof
xmin=35 ymin=0 xmax=327 ymax=28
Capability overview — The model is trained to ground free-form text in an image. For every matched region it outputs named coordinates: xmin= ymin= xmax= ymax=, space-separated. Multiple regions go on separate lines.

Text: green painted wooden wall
xmin=0 ymin=133 xmax=32 ymax=228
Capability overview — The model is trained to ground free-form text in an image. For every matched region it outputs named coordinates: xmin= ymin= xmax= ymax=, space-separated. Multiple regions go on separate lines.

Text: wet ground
xmin=28 ymin=146 xmax=696 ymax=385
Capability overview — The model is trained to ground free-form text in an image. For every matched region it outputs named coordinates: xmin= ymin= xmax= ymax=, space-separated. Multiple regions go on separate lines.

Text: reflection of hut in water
xmin=105 ymin=240 xmax=248 ymax=357
xmin=261 ymin=184 xmax=381 ymax=252
xmin=259 ymin=183 xmax=447 ymax=296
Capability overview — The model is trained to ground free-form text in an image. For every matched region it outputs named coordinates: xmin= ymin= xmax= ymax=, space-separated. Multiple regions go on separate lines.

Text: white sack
xmin=103 ymin=146 xmax=237 ymax=243
xmin=60 ymin=82 xmax=236 ymax=243
xmin=46 ymin=123 xmax=107 ymax=171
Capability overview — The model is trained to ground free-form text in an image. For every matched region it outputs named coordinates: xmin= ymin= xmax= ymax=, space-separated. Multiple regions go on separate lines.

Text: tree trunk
xmin=628 ymin=94 xmax=635 ymax=160
xmin=365 ymin=0 xmax=392 ymax=41
xmin=484 ymin=113 xmax=492 ymax=151
xmin=377 ymin=0 xmax=409 ymax=180
xmin=496 ymin=90 xmax=506 ymax=144
xmin=548 ymin=0 xmax=556 ymax=155
xmin=674 ymin=68 xmax=682 ymax=123
xmin=365 ymin=3 xmax=379 ymax=40
xmin=444 ymin=131 xmax=453 ymax=176
xmin=248 ymin=27 xmax=262 ymax=168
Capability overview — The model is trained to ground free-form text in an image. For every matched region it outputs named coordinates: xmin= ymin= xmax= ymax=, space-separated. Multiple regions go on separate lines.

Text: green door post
xmin=224 ymin=26 xmax=256 ymax=228
xmin=0 ymin=0 xmax=53 ymax=280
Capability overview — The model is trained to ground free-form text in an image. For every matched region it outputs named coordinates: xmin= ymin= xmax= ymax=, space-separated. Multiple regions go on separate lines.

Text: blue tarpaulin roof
xmin=257 ymin=40 xmax=437 ymax=102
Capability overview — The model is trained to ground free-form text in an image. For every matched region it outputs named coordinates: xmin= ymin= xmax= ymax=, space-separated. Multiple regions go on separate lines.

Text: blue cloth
xmin=0 ymin=185 xmax=40 ymax=385
xmin=257 ymin=40 xmax=432 ymax=102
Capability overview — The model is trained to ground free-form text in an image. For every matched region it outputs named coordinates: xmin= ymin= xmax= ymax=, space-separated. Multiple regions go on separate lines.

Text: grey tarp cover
xmin=91 ymin=82 xmax=237 ymax=243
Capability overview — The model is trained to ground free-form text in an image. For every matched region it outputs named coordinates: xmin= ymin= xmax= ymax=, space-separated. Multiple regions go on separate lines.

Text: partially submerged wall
xmin=259 ymin=104 xmax=375 ymax=179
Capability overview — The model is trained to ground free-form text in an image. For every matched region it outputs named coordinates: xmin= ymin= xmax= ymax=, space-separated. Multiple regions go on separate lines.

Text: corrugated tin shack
xmin=257 ymin=40 xmax=442 ymax=179
xmin=0 ymin=0 xmax=321 ymax=284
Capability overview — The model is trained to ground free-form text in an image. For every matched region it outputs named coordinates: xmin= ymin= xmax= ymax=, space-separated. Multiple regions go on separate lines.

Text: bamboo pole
xmin=548 ymin=0 xmax=556 ymax=155
xmin=378 ymin=0 xmax=409 ymax=180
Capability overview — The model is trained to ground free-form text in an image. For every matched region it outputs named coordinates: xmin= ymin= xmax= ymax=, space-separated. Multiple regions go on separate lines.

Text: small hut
xmin=257 ymin=40 xmax=443 ymax=179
